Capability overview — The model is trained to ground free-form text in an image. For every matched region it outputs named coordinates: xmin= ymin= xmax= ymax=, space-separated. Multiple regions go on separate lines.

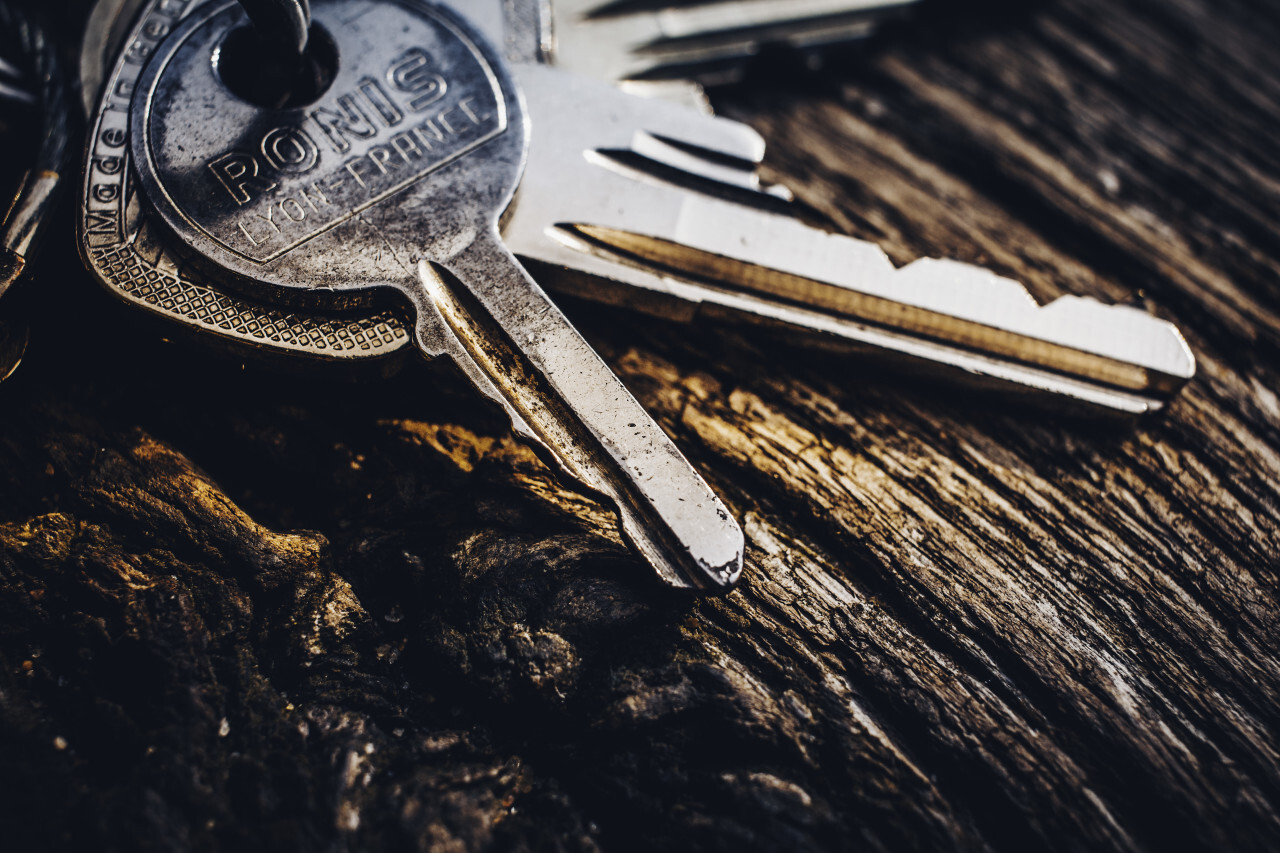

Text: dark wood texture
xmin=2 ymin=0 xmax=1279 ymax=849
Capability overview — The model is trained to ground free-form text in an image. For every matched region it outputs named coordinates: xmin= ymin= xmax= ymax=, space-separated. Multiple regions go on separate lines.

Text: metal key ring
xmin=236 ymin=0 xmax=310 ymax=57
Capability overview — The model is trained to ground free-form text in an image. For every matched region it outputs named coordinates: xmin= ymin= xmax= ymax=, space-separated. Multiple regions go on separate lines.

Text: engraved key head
xmin=81 ymin=0 xmax=415 ymax=364
xmin=130 ymin=0 xmax=525 ymax=305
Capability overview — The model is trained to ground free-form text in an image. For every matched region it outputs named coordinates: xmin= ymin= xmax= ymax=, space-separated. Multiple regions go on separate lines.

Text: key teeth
xmin=1040 ymin=295 xmax=1197 ymax=380
xmin=893 ymin=257 xmax=1196 ymax=381
xmin=894 ymin=257 xmax=1041 ymax=310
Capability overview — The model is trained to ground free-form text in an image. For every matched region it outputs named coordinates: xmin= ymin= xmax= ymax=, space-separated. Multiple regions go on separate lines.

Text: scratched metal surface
xmin=0 ymin=0 xmax=1278 ymax=850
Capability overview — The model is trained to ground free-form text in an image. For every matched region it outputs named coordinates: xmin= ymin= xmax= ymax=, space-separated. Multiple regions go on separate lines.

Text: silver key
xmin=504 ymin=65 xmax=1196 ymax=413
xmin=81 ymin=0 xmax=427 ymax=371
xmin=88 ymin=0 xmax=743 ymax=591
xmin=533 ymin=0 xmax=919 ymax=87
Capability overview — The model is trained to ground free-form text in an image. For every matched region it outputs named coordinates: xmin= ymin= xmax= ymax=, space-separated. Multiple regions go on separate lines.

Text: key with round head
xmin=100 ymin=0 xmax=743 ymax=591
xmin=81 ymin=0 xmax=422 ymax=373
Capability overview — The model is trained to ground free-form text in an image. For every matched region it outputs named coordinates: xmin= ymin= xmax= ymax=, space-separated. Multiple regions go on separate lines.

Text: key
xmin=470 ymin=1 xmax=1197 ymax=412
xmin=81 ymin=0 xmax=420 ymax=370
xmin=84 ymin=0 xmax=743 ymax=590
xmin=533 ymin=0 xmax=921 ymax=87
xmin=503 ymin=65 xmax=1196 ymax=414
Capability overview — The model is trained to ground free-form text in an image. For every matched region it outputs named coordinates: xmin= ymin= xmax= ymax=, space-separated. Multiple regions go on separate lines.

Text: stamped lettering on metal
xmin=134 ymin=0 xmax=508 ymax=263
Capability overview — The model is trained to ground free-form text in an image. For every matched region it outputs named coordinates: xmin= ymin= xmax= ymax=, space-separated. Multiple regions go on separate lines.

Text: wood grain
xmin=2 ymin=0 xmax=1278 ymax=849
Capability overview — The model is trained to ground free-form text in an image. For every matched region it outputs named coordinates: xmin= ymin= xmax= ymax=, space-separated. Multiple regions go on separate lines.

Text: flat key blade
xmin=506 ymin=65 xmax=1195 ymax=413
xmin=415 ymin=231 xmax=744 ymax=591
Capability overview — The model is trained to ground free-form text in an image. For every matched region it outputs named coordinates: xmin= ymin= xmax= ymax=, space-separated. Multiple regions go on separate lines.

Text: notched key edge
xmin=547 ymin=223 xmax=1196 ymax=406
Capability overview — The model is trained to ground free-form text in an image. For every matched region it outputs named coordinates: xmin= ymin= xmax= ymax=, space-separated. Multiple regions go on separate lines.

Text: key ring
xmin=0 ymin=0 xmax=74 ymax=383
xmin=236 ymin=0 xmax=310 ymax=57
xmin=227 ymin=0 xmax=329 ymax=109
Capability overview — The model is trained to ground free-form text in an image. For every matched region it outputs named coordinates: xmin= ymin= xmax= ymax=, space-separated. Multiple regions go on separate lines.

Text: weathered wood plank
xmin=1 ymin=0 xmax=1278 ymax=850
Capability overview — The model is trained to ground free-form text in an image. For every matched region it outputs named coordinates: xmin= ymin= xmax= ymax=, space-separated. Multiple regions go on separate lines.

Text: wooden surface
xmin=2 ymin=0 xmax=1279 ymax=849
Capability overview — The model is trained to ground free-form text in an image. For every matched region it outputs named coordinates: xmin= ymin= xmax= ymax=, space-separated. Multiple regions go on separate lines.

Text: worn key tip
xmin=698 ymin=547 xmax=745 ymax=592
xmin=682 ymin=520 xmax=745 ymax=592
xmin=412 ymin=242 xmax=745 ymax=595
xmin=622 ymin=485 xmax=745 ymax=593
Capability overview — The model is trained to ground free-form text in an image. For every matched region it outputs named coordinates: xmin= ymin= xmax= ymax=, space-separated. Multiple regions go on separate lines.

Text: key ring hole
xmin=215 ymin=23 xmax=338 ymax=109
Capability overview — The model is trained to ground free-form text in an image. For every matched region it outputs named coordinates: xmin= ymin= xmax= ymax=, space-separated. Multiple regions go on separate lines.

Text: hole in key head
xmin=215 ymin=23 xmax=338 ymax=109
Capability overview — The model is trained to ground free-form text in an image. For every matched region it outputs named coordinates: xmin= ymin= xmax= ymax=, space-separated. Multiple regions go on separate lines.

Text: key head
xmin=131 ymin=0 xmax=525 ymax=304
xmin=81 ymin=0 xmax=415 ymax=365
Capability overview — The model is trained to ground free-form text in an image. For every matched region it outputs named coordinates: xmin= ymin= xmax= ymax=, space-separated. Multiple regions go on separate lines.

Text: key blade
xmin=507 ymin=65 xmax=1195 ymax=412
xmin=530 ymin=226 xmax=1185 ymax=415
xmin=561 ymin=216 xmax=1196 ymax=399
xmin=414 ymin=231 xmax=744 ymax=591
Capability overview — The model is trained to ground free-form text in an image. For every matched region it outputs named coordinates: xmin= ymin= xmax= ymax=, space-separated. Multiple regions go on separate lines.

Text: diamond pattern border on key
xmin=92 ymin=244 xmax=412 ymax=357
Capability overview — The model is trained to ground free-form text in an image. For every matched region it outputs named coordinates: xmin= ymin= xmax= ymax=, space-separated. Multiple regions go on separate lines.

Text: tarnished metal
xmin=78 ymin=0 xmax=1196 ymax=413
xmin=82 ymin=0 xmax=416 ymax=366
xmin=90 ymin=0 xmax=744 ymax=590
